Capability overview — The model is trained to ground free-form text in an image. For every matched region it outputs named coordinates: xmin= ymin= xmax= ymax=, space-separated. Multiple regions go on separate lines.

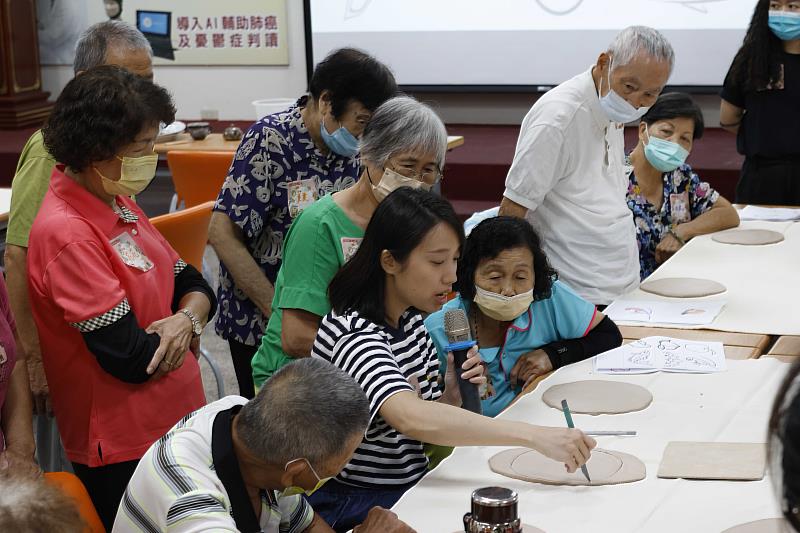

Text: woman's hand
xmin=441 ymin=346 xmax=486 ymax=406
xmin=0 ymin=448 xmax=41 ymax=479
xmin=530 ymin=426 xmax=596 ymax=473
xmin=509 ymin=349 xmax=553 ymax=388
xmin=655 ymin=231 xmax=684 ymax=264
xmin=145 ymin=313 xmax=193 ymax=375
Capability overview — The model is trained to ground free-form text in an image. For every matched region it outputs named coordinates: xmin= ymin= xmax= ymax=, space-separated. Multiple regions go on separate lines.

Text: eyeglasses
xmin=389 ymin=164 xmax=444 ymax=186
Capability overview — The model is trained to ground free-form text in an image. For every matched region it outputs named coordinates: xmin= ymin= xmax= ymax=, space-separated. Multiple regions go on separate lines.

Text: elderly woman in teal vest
xmin=426 ymin=216 xmax=623 ymax=417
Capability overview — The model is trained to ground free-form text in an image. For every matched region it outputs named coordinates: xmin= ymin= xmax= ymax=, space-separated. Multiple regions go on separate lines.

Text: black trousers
xmin=737 ymin=156 xmax=800 ymax=206
xmin=72 ymin=459 xmax=139 ymax=531
xmin=228 ymin=338 xmax=258 ymax=399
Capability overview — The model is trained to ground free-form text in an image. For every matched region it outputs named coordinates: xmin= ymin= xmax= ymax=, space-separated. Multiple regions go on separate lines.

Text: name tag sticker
xmin=670 ymin=191 xmax=691 ymax=224
xmin=340 ymin=237 xmax=362 ymax=262
xmin=111 ymin=232 xmax=154 ymax=272
xmin=287 ymin=178 xmax=318 ymax=218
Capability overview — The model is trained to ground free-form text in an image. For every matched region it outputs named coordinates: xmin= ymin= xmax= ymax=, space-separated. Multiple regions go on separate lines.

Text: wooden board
xmin=619 ymin=326 xmax=771 ymax=351
xmin=768 ymin=336 xmax=800 ymax=356
xmin=156 ymin=133 xmax=465 ymax=154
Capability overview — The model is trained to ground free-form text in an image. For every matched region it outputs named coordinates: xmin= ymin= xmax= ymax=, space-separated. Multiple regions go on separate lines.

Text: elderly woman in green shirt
xmin=251 ymin=95 xmax=448 ymax=387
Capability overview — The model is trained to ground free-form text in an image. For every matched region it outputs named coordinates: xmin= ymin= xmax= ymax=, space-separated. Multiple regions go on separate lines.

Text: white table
xmin=392 ymin=358 xmax=788 ymax=533
xmin=611 ymin=220 xmax=800 ymax=336
xmin=0 ymin=187 xmax=11 ymax=223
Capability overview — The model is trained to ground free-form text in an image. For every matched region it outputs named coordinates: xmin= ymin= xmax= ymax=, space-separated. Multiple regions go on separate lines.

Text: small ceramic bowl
xmin=186 ymin=122 xmax=211 ymax=140
xmin=223 ymin=124 xmax=243 ymax=141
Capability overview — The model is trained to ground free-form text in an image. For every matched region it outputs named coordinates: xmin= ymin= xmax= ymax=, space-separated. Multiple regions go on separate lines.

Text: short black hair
xmin=308 ymin=47 xmax=397 ymax=119
xmin=456 ymin=216 xmax=557 ymax=302
xmin=42 ymin=64 xmax=175 ymax=172
xmin=329 ymin=187 xmax=464 ymax=325
xmin=641 ymin=92 xmax=705 ymax=140
xmin=769 ymin=361 xmax=800 ymax=530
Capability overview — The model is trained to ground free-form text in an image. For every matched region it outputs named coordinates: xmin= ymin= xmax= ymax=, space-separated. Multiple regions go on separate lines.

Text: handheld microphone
xmin=444 ymin=309 xmax=483 ymax=415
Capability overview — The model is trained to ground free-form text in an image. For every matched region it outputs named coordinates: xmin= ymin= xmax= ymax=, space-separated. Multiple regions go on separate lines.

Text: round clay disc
xmin=489 ymin=447 xmax=646 ymax=486
xmin=542 ymin=380 xmax=652 ymax=415
xmin=721 ymin=518 xmax=791 ymax=533
xmin=639 ymin=277 xmax=726 ymax=298
xmin=712 ymin=229 xmax=784 ymax=246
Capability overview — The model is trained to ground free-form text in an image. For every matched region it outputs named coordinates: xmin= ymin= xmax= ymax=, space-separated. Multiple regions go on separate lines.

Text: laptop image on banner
xmin=137 ymin=10 xmax=174 ymax=61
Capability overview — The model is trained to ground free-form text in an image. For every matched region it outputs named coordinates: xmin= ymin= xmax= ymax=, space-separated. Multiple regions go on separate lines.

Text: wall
xmin=39 ymin=2 xmax=724 ymax=127
xmin=40 ymin=0 xmax=308 ymax=122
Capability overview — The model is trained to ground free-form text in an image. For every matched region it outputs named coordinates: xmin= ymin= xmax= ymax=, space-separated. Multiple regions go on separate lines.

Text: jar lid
xmin=471 ymin=487 xmax=518 ymax=507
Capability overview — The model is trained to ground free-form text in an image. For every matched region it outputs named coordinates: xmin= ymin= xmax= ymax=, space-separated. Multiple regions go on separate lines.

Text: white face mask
xmin=473 ymin=286 xmax=533 ymax=322
xmin=598 ymin=60 xmax=650 ymax=124
xmin=370 ymin=167 xmax=431 ymax=202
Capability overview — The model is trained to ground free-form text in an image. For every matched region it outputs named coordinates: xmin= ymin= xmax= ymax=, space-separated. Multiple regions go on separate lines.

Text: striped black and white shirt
xmin=113 ymin=396 xmax=313 ymax=533
xmin=312 ymin=308 xmax=442 ymax=489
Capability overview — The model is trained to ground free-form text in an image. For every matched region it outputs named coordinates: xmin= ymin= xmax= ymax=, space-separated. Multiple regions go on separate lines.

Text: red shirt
xmin=0 ymin=276 xmax=17 ymax=451
xmin=27 ymin=166 xmax=205 ymax=467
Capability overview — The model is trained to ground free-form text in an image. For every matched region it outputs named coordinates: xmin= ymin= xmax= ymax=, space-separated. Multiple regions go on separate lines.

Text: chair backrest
xmin=44 ymin=472 xmax=105 ymax=533
xmin=150 ymin=201 xmax=214 ymax=270
xmin=166 ymin=150 xmax=234 ymax=208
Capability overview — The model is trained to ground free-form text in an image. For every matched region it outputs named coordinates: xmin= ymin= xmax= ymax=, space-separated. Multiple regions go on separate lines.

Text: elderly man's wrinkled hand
xmin=353 ymin=507 xmax=416 ymax=533
xmin=0 ymin=449 xmax=41 ymax=480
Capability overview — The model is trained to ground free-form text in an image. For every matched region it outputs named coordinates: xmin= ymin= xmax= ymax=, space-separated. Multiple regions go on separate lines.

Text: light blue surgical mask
xmin=598 ymin=60 xmax=650 ymax=124
xmin=769 ymin=11 xmax=800 ymax=41
xmin=320 ymin=115 xmax=359 ymax=157
xmin=643 ymin=128 xmax=689 ymax=173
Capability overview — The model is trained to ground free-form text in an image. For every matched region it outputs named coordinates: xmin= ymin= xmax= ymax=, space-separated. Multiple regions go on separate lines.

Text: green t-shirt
xmin=7 ymin=130 xmax=56 ymax=247
xmin=251 ymin=194 xmax=364 ymax=387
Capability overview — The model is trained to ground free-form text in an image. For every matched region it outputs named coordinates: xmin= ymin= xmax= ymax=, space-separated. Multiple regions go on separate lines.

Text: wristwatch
xmin=179 ymin=308 xmax=203 ymax=336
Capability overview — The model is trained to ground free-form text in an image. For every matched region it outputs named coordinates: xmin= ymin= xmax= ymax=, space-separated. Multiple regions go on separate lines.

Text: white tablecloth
xmin=611 ymin=221 xmax=800 ymax=336
xmin=392 ymin=358 xmax=790 ymax=533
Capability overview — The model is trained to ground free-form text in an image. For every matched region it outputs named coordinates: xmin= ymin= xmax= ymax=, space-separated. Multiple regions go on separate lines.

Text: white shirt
xmin=503 ymin=68 xmax=639 ymax=305
xmin=113 ymin=396 xmax=314 ymax=533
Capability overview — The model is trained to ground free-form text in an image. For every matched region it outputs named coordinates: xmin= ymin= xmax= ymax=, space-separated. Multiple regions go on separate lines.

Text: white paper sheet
xmin=605 ymin=300 xmax=726 ymax=325
xmin=594 ymin=336 xmax=727 ymax=374
xmin=739 ymin=206 xmax=800 ymax=222
xmin=392 ymin=358 xmax=789 ymax=533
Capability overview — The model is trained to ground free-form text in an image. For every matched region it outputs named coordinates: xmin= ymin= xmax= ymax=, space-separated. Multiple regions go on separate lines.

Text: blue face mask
xmin=598 ymin=60 xmax=650 ymax=123
xmin=769 ymin=11 xmax=800 ymax=41
xmin=320 ymin=115 xmax=359 ymax=157
xmin=643 ymin=128 xmax=689 ymax=172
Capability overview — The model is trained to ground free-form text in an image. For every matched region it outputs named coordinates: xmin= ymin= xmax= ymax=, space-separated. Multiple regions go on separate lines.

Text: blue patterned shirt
xmin=626 ymin=160 xmax=719 ymax=280
xmin=213 ymin=97 xmax=361 ymax=345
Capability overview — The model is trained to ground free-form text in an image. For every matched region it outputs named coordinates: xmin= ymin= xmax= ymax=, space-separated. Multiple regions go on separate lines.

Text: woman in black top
xmin=720 ymin=0 xmax=800 ymax=205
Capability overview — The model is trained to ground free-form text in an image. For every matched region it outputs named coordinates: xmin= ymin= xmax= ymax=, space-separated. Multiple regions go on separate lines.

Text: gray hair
xmin=236 ymin=358 xmax=370 ymax=466
xmin=359 ymin=95 xmax=448 ymax=171
xmin=73 ymin=20 xmax=152 ymax=74
xmin=607 ymin=26 xmax=674 ymax=75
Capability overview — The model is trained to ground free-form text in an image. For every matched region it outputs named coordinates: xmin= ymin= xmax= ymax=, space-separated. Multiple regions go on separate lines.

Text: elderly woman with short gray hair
xmin=250 ymin=95 xmax=448 ymax=386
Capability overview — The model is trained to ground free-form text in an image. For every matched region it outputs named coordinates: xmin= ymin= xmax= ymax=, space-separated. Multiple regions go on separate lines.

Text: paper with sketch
xmin=739 ymin=205 xmax=800 ymax=222
xmin=594 ymin=336 xmax=727 ymax=374
xmin=604 ymin=300 xmax=725 ymax=325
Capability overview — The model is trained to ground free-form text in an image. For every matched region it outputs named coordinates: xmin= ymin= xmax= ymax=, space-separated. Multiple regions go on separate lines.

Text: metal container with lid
xmin=463 ymin=487 xmax=522 ymax=533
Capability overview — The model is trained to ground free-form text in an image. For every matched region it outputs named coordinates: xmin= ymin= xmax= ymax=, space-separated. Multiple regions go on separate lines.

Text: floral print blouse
xmin=626 ymin=159 xmax=719 ymax=280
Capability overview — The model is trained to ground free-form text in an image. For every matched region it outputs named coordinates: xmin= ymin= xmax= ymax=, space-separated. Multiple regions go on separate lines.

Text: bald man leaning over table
xmin=4 ymin=20 xmax=153 ymax=417
xmin=499 ymin=26 xmax=673 ymax=307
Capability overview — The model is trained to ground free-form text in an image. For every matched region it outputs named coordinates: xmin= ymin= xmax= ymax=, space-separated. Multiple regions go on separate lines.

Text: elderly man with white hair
xmin=499 ymin=26 xmax=674 ymax=306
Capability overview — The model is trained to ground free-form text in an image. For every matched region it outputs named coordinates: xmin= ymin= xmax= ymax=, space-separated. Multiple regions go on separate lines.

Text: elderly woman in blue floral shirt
xmin=626 ymin=92 xmax=740 ymax=280
xmin=208 ymin=48 xmax=396 ymax=398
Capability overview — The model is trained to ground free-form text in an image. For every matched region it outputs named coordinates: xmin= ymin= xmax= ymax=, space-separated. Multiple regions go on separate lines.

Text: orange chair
xmin=150 ymin=201 xmax=225 ymax=399
xmin=150 ymin=201 xmax=214 ymax=270
xmin=166 ymin=150 xmax=234 ymax=208
xmin=44 ymin=472 xmax=105 ymax=533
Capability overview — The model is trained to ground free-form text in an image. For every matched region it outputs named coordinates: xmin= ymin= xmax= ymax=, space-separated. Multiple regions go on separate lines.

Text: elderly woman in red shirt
xmin=27 ymin=65 xmax=215 ymax=529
